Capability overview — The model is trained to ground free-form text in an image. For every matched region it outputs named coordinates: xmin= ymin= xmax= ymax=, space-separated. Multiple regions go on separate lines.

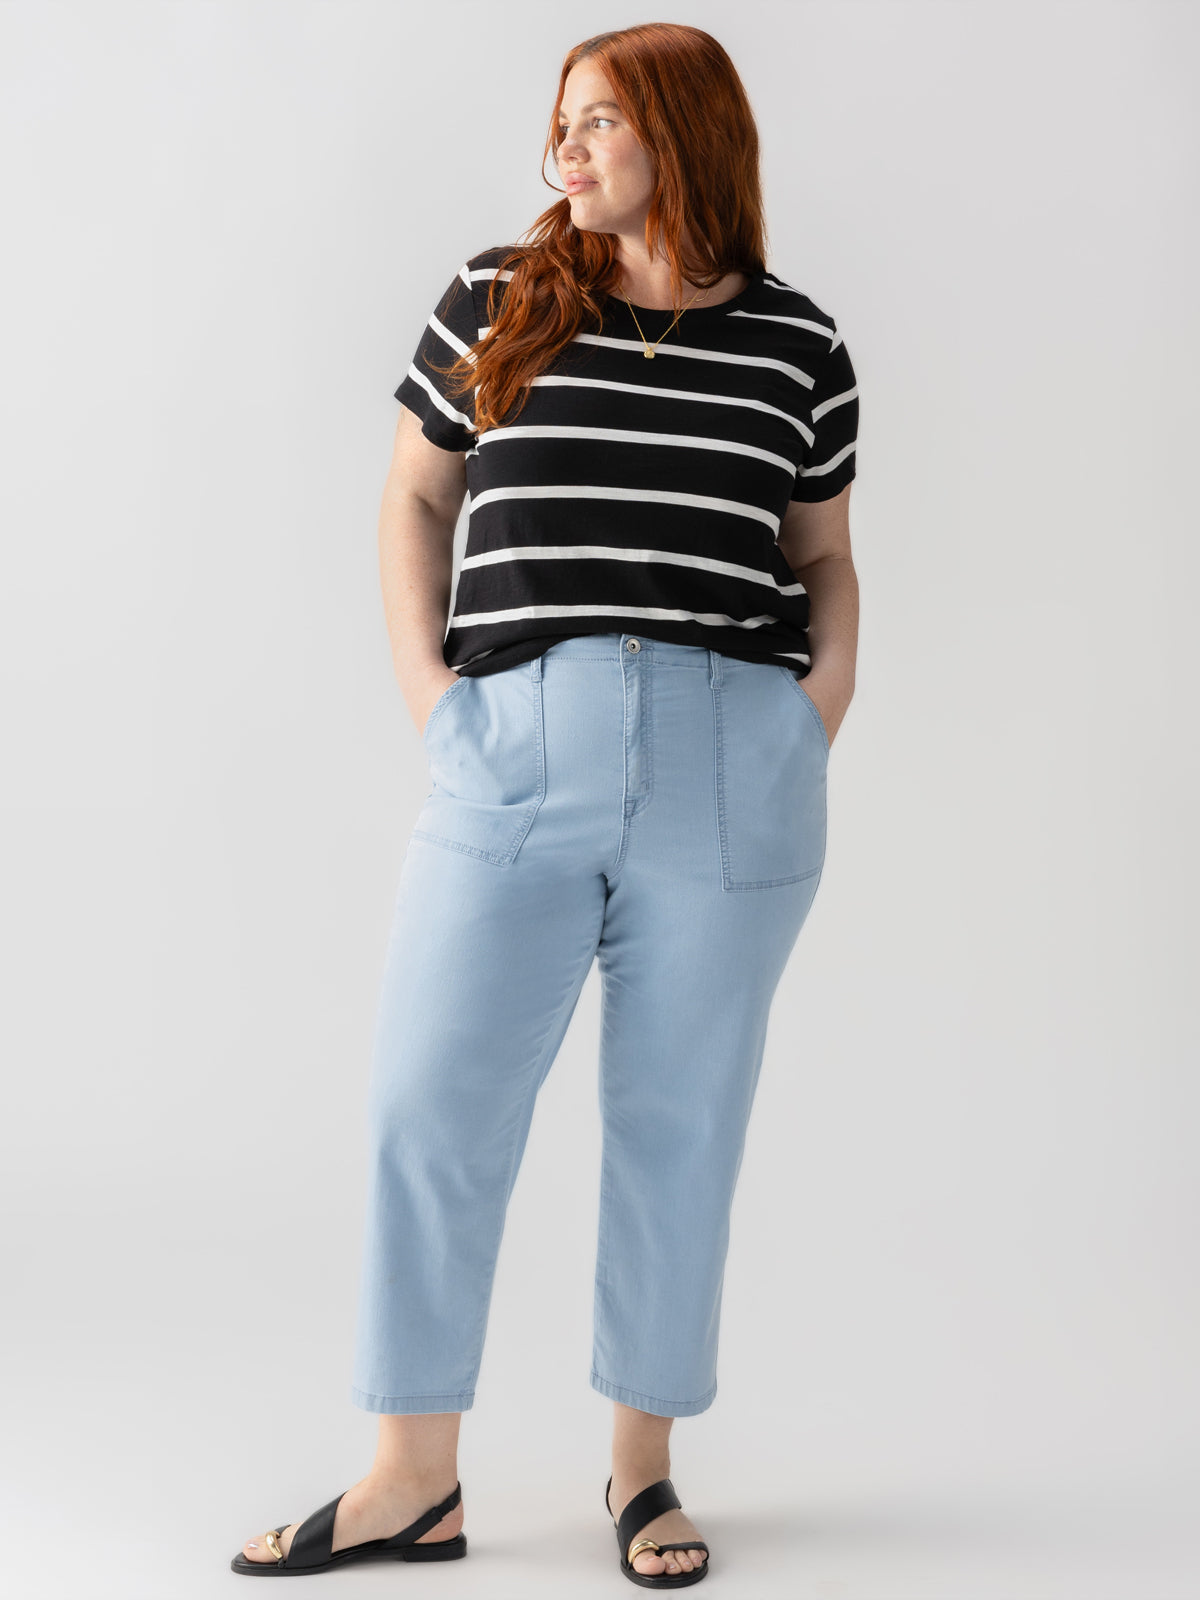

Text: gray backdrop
xmin=2 ymin=3 xmax=1196 ymax=1596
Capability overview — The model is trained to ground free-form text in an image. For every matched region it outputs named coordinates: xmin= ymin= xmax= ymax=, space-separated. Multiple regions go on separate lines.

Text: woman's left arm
xmin=775 ymin=483 xmax=859 ymax=749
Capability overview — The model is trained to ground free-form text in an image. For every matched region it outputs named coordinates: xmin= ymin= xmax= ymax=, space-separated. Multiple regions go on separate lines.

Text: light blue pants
xmin=350 ymin=632 xmax=829 ymax=1418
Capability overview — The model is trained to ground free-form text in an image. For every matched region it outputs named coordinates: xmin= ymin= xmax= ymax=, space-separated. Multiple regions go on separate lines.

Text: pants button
xmin=626 ymin=638 xmax=641 ymax=652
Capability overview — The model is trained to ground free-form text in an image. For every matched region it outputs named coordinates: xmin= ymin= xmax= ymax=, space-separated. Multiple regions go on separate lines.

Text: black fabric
xmin=396 ymin=246 xmax=860 ymax=679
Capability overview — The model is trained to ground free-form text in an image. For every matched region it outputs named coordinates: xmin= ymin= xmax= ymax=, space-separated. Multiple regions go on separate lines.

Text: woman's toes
xmin=243 ymin=1522 xmax=296 ymax=1563
xmin=633 ymin=1548 xmax=668 ymax=1574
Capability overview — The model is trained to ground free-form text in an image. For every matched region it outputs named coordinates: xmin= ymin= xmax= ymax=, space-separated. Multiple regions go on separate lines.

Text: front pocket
xmin=421 ymin=674 xmax=469 ymax=740
xmin=714 ymin=663 xmax=827 ymax=889
xmin=413 ymin=664 xmax=546 ymax=866
xmin=780 ymin=667 xmax=830 ymax=755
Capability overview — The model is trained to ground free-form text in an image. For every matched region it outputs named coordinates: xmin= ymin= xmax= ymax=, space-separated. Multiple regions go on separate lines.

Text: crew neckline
xmin=612 ymin=268 xmax=765 ymax=321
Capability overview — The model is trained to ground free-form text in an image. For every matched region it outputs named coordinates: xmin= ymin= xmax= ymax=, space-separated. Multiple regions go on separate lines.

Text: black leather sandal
xmin=606 ymin=1475 xmax=710 ymax=1588
xmin=229 ymin=1480 xmax=467 ymax=1575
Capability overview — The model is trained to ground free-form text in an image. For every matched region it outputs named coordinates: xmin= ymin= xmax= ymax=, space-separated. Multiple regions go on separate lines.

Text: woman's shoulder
xmin=757 ymin=268 xmax=843 ymax=345
xmin=464 ymin=242 xmax=522 ymax=281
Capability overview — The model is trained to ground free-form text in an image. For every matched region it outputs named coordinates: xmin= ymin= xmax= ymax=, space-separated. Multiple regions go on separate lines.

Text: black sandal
xmin=230 ymin=1480 xmax=467 ymax=1575
xmin=606 ymin=1475 xmax=710 ymax=1588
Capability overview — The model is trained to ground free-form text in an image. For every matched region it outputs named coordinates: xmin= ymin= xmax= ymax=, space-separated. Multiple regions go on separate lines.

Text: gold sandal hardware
xmin=263 ymin=1529 xmax=285 ymax=1562
xmin=627 ymin=1537 xmax=663 ymax=1562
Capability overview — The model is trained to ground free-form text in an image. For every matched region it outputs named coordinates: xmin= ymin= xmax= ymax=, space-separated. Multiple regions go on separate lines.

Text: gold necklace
xmin=620 ymin=284 xmax=705 ymax=358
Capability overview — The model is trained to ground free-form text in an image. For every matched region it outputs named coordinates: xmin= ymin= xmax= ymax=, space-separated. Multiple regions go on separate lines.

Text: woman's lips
xmin=566 ymin=177 xmax=598 ymax=192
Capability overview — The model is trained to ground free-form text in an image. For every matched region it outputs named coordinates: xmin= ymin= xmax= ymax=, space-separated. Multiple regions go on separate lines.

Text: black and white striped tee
xmin=395 ymin=244 xmax=859 ymax=678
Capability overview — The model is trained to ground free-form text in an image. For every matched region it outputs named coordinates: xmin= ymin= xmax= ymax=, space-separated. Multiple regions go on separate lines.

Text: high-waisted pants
xmin=350 ymin=632 xmax=830 ymax=1418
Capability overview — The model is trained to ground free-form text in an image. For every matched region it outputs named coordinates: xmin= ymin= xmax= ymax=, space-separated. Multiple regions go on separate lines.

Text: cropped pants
xmin=350 ymin=632 xmax=830 ymax=1418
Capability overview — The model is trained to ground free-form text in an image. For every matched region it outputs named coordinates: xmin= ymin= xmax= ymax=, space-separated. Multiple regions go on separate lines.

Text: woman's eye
xmin=557 ymin=117 xmax=613 ymax=136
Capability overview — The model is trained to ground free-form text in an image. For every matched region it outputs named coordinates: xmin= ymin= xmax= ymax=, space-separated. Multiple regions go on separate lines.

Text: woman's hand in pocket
xmin=797 ymin=669 xmax=852 ymax=750
xmin=413 ymin=668 xmax=462 ymax=740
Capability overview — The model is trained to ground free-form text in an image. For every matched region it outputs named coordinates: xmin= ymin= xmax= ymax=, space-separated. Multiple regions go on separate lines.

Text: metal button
xmin=626 ymin=638 xmax=641 ymax=652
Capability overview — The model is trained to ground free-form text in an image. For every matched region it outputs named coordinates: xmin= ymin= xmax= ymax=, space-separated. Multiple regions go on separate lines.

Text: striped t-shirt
xmin=395 ymin=244 xmax=859 ymax=678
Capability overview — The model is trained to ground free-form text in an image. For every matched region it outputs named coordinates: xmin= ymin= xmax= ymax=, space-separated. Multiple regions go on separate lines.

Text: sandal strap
xmin=378 ymin=1481 xmax=463 ymax=1549
xmin=286 ymin=1493 xmax=346 ymax=1569
xmin=614 ymin=1477 xmax=682 ymax=1567
xmin=286 ymin=1481 xmax=462 ymax=1569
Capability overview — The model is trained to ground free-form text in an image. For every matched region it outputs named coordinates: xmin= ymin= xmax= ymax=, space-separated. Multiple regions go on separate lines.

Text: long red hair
xmin=431 ymin=23 xmax=769 ymax=435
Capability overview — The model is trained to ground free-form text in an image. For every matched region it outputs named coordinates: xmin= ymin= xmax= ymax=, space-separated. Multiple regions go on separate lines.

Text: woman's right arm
xmin=378 ymin=404 xmax=469 ymax=737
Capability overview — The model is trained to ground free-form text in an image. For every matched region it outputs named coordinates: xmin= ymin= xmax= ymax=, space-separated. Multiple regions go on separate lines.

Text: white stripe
xmin=760 ymin=278 xmax=846 ymax=352
xmin=449 ymin=601 xmax=795 ymax=633
xmin=761 ymin=275 xmax=824 ymax=310
xmin=429 ymin=309 xmax=476 ymax=363
xmin=797 ymin=440 xmax=856 ymax=478
xmin=813 ymin=385 xmax=858 ymax=423
xmin=404 ymin=364 xmax=475 ymax=433
xmin=467 ymin=482 xmax=780 ymax=532
xmin=728 ymin=309 xmax=836 ymax=338
xmin=571 ymin=331 xmax=816 ymax=388
xmin=453 ymin=643 xmax=500 ymax=670
xmin=475 ymin=423 xmax=797 ymax=476
xmin=460 ymin=542 xmax=807 ymax=596
xmin=523 ymin=373 xmax=813 ymax=443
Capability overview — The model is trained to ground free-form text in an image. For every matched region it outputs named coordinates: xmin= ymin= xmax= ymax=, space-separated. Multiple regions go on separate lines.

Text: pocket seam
xmin=778 ymin=666 xmax=830 ymax=756
xmin=421 ymin=674 xmax=469 ymax=744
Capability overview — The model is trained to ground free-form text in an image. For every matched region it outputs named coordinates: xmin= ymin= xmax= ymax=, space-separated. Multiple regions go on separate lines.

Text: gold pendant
xmin=644 ymin=349 xmax=655 ymax=359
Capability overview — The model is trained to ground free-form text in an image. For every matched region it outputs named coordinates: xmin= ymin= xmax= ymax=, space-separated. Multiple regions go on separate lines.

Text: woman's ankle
xmin=372 ymin=1413 xmax=462 ymax=1491
xmin=366 ymin=1462 xmax=459 ymax=1495
xmin=611 ymin=1454 xmax=671 ymax=1483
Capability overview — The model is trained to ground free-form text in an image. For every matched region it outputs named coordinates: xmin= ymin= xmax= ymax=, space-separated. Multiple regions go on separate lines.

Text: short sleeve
xmin=394 ymin=263 xmax=479 ymax=452
xmin=791 ymin=324 xmax=859 ymax=501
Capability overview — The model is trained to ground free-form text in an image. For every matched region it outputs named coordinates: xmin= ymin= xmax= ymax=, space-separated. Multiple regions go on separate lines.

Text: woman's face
xmin=555 ymin=62 xmax=654 ymax=238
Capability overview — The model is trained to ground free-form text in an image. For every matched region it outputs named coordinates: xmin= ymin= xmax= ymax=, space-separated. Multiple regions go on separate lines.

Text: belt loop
xmin=531 ymin=652 xmax=543 ymax=682
xmin=708 ymin=648 xmax=722 ymax=688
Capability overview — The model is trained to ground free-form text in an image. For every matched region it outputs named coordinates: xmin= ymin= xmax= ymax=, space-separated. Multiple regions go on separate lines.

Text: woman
xmin=232 ymin=21 xmax=859 ymax=1588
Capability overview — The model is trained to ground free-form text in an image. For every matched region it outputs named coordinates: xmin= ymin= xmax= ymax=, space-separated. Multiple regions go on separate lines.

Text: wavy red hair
xmin=429 ymin=23 xmax=769 ymax=435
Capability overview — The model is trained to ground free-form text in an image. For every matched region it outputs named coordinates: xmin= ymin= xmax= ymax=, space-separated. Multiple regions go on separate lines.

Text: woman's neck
xmin=616 ymin=267 xmax=750 ymax=312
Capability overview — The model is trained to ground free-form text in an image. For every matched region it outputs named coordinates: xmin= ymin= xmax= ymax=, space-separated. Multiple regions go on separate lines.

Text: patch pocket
xmin=413 ymin=664 xmax=546 ymax=866
xmin=714 ymin=663 xmax=827 ymax=890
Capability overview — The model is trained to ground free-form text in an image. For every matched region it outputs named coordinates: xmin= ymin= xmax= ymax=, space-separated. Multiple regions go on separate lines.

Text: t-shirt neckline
xmin=611 ymin=268 xmax=764 ymax=322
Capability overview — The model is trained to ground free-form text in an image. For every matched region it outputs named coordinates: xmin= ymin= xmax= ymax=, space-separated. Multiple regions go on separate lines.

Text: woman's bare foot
xmin=610 ymin=1401 xmax=709 ymax=1578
